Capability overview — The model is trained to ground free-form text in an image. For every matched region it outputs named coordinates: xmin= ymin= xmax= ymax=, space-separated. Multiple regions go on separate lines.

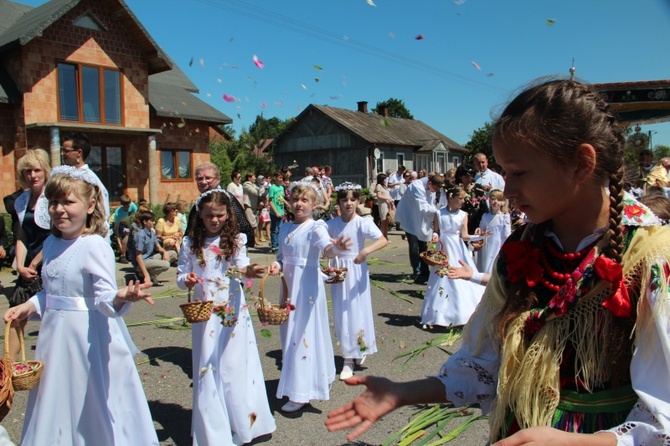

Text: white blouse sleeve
xmin=435 ymin=275 xmax=503 ymax=414
xmin=176 ymin=237 xmax=194 ymax=290
xmin=603 ymin=261 xmax=670 ymax=445
xmin=85 ymin=236 xmax=130 ymax=318
xmin=230 ymin=234 xmax=251 ymax=269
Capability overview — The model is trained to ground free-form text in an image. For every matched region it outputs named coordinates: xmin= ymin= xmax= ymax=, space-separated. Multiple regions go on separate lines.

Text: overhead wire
xmin=192 ymin=0 xmax=503 ymax=93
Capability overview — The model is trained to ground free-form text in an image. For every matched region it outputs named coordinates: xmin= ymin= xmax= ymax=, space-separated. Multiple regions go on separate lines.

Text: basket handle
xmin=4 ymin=322 xmax=26 ymax=362
xmin=259 ymin=271 xmax=290 ymax=309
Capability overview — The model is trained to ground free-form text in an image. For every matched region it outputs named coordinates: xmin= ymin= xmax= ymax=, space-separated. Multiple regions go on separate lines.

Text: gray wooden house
xmin=270 ymin=102 xmax=467 ymax=188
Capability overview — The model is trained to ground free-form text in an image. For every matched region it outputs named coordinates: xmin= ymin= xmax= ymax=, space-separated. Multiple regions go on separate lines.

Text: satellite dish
xmin=373 ymin=148 xmax=381 ymax=159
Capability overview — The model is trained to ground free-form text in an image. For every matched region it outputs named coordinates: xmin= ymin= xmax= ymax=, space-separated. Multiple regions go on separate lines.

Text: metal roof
xmin=290 ymin=104 xmax=467 ymax=151
xmin=593 ymin=79 xmax=670 ymax=125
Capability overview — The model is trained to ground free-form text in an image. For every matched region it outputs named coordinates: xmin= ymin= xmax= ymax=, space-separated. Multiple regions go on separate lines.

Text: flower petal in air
xmin=253 ymin=54 xmax=264 ymax=69
xmin=471 ymin=61 xmax=481 ymax=70
xmin=222 ymin=94 xmax=236 ymax=102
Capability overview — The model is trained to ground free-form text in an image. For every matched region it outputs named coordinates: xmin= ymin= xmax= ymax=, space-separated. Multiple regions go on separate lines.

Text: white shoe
xmin=355 ymin=356 xmax=366 ymax=366
xmin=281 ymin=401 xmax=306 ymax=413
xmin=339 ymin=362 xmax=354 ymax=380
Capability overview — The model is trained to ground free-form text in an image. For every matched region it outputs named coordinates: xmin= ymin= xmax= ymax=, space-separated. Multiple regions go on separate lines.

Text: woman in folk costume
xmin=326 ymin=78 xmax=670 ymax=445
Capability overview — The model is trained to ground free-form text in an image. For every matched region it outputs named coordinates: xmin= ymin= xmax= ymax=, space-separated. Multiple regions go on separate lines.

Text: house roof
xmin=0 ymin=0 xmax=232 ymax=124
xmin=150 ymin=75 xmax=232 ymax=124
xmin=283 ymin=104 xmax=467 ymax=152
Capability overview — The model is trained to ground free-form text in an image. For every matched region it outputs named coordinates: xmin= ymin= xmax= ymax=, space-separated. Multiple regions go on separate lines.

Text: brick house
xmin=270 ymin=102 xmax=467 ymax=188
xmin=0 ymin=0 xmax=231 ymax=212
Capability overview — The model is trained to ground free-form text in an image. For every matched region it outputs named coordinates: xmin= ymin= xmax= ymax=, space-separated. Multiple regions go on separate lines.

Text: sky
xmin=19 ymin=0 xmax=670 ymax=147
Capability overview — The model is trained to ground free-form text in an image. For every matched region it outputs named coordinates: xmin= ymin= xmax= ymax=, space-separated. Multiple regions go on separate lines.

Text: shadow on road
xmin=149 ymin=400 xmax=191 ymax=446
xmin=378 ymin=312 xmax=420 ymax=327
xmin=143 ymin=346 xmax=192 ymax=379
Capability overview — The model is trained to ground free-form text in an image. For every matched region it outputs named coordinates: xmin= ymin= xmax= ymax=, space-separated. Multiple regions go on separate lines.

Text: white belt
xmin=282 ymin=257 xmax=308 ymax=266
xmin=46 ymin=295 xmax=97 ymax=312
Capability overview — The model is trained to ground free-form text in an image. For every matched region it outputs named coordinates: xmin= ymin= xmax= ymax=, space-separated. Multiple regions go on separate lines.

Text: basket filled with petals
xmin=256 ymin=272 xmax=292 ymax=325
xmin=180 ymin=287 xmax=213 ymax=323
xmin=321 ymin=257 xmax=348 ymax=284
xmin=4 ymin=323 xmax=42 ymax=391
xmin=420 ymin=241 xmax=449 ymax=267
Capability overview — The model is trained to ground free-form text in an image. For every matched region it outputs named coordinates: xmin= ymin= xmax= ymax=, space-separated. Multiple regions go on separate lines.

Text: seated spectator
xmin=176 ymin=200 xmax=188 ymax=229
xmin=112 ymin=194 xmax=138 ymax=263
xmin=131 ymin=211 xmax=177 ymax=286
xmin=156 ymin=202 xmax=183 ymax=255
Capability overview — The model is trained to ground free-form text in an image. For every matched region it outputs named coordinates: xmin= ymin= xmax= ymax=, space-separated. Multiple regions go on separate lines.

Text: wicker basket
xmin=419 ymin=241 xmax=449 ymax=266
xmin=0 ymin=337 xmax=13 ymax=421
xmin=256 ymin=272 xmax=290 ymax=325
xmin=4 ymin=323 xmax=42 ymax=391
xmin=322 ymin=257 xmax=348 ymax=284
xmin=179 ymin=289 xmax=213 ymax=323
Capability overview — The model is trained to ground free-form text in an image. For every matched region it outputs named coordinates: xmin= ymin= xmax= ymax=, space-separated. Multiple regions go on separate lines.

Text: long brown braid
xmin=493 ymin=79 xmax=625 ymax=338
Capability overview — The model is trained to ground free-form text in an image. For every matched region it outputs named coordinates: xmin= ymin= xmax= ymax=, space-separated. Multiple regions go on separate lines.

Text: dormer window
xmin=73 ymin=14 xmax=104 ymax=31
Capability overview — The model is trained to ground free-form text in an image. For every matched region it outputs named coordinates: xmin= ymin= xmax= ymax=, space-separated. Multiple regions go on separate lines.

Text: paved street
xmin=0 ymin=230 xmax=489 ymax=446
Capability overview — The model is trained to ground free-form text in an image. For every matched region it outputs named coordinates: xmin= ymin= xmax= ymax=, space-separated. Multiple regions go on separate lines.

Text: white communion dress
xmin=421 ymin=209 xmax=485 ymax=327
xmin=177 ymin=234 xmax=275 ymax=446
xmin=23 ymin=234 xmax=158 ymax=446
xmin=476 ymin=212 xmax=511 ymax=274
xmin=326 ymin=215 xmax=382 ymax=360
xmin=276 ymin=219 xmax=336 ymax=403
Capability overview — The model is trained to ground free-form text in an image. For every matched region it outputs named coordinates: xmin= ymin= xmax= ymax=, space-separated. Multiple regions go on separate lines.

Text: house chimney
xmin=381 ymin=106 xmax=389 ymax=118
xmin=357 ymin=101 xmax=368 ymax=113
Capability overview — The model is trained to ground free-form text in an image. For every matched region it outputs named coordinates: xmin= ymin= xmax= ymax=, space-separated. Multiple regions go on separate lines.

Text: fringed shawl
xmin=482 ymin=219 xmax=670 ymax=441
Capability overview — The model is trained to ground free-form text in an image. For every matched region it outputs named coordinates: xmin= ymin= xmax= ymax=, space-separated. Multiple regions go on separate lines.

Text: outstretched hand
xmin=447 ymin=259 xmax=473 ymax=281
xmin=116 ymin=280 xmax=154 ymax=305
xmin=325 ymin=376 xmax=401 ymax=441
xmin=491 ymin=426 xmax=615 ymax=446
xmin=245 ymin=262 xmax=266 ymax=279
xmin=331 ymin=235 xmax=353 ymax=253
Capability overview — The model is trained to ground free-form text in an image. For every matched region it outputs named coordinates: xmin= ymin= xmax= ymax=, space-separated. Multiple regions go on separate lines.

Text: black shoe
xmin=118 ymin=258 xmax=129 ymax=264
xmin=151 ymin=279 xmax=164 ymax=287
xmin=413 ymin=276 xmax=429 ymax=285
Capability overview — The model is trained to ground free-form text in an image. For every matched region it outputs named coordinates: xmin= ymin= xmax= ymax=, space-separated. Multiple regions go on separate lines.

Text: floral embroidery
xmin=501 ymin=240 xmax=543 ymax=287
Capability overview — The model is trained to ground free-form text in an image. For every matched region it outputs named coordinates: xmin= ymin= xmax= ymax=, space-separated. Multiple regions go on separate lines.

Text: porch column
xmin=148 ymin=135 xmax=158 ymax=204
xmin=49 ymin=127 xmax=61 ymax=167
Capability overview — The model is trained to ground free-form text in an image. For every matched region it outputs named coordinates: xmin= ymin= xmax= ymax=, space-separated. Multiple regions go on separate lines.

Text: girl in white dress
xmin=475 ymin=189 xmax=512 ymax=274
xmin=3 ymin=166 xmax=158 ymax=446
xmin=268 ymin=181 xmax=350 ymax=413
xmin=421 ymin=186 xmax=485 ymax=328
xmin=177 ymin=188 xmax=275 ymax=446
xmin=327 ymin=183 xmax=389 ymax=380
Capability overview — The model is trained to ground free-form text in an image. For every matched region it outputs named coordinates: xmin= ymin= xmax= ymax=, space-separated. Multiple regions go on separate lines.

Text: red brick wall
xmin=0 ymin=0 xmax=218 ymax=212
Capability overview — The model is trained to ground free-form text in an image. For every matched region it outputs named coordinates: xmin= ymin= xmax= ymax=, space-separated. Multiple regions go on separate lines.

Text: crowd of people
xmin=2 ymin=78 xmax=670 ymax=445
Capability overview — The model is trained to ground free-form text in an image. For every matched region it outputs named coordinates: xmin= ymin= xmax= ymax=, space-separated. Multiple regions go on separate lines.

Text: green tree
xmin=464 ymin=122 xmax=496 ymax=168
xmin=373 ymin=98 xmax=414 ymax=119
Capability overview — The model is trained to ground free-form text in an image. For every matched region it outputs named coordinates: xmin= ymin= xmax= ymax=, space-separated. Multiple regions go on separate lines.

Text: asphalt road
xmin=0 ymin=229 xmax=489 ymax=446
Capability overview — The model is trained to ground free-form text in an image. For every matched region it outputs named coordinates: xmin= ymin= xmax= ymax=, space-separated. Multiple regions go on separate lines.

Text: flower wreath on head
xmin=195 ymin=187 xmax=226 ymax=211
xmin=51 ymin=165 xmax=99 ymax=186
xmin=334 ymin=182 xmax=362 ymax=192
xmin=288 ymin=180 xmax=322 ymax=198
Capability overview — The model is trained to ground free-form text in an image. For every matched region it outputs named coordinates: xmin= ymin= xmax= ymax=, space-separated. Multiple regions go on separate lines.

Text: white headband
xmin=334 ymin=182 xmax=362 ymax=192
xmin=195 ymin=187 xmax=226 ymax=211
xmin=289 ymin=180 xmax=322 ymax=198
xmin=50 ymin=165 xmax=99 ymax=186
